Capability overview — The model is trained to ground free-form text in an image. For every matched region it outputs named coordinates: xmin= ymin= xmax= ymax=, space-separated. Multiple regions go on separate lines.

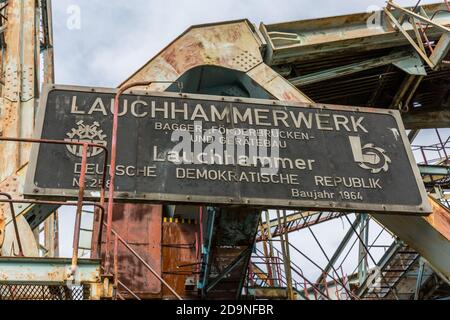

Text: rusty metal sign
xmin=25 ymin=85 xmax=430 ymax=214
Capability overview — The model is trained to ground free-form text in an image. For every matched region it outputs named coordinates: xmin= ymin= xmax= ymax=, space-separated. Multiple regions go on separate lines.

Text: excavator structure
xmin=0 ymin=0 xmax=449 ymax=300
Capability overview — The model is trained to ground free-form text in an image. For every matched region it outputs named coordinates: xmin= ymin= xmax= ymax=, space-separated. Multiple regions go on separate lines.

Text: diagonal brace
xmin=205 ymin=246 xmax=252 ymax=293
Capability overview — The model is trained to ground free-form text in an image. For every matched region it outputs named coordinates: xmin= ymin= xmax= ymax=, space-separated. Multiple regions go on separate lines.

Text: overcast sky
xmin=52 ymin=0 xmax=438 ymax=87
xmin=51 ymin=0 xmax=446 ymax=286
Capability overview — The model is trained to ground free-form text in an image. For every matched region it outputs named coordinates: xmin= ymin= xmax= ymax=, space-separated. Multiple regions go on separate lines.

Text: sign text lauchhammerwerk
xmin=25 ymin=85 xmax=430 ymax=214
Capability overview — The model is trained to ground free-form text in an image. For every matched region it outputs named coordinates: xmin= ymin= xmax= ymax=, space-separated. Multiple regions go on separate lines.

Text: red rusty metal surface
xmin=97 ymin=203 xmax=162 ymax=298
xmin=104 ymin=81 xmax=153 ymax=274
xmin=162 ymin=222 xmax=198 ymax=299
xmin=426 ymin=196 xmax=450 ymax=242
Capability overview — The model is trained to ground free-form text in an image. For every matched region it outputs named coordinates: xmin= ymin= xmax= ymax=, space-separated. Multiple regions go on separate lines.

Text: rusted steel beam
xmin=71 ymin=143 xmax=88 ymax=275
xmin=387 ymin=1 xmax=450 ymax=34
xmin=402 ymin=110 xmax=450 ymax=129
xmin=120 ymin=20 xmax=311 ymax=103
xmin=41 ymin=0 xmax=54 ymax=84
xmin=290 ymin=50 xmax=414 ymax=86
xmin=0 ymin=256 xmax=102 ymax=284
xmin=430 ymin=33 xmax=450 ymax=68
xmin=384 ymin=8 xmax=435 ymax=69
xmin=0 ymin=0 xmax=38 ymax=182
xmin=256 ymin=211 xmax=343 ymax=241
xmin=260 ymin=3 xmax=450 ymax=66
xmin=0 ymin=192 xmax=23 ymax=256
xmin=371 ymin=196 xmax=450 ymax=281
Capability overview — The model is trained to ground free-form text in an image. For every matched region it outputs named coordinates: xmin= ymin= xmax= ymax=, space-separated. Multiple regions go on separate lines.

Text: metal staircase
xmin=357 ymin=241 xmax=419 ymax=299
xmin=357 ymin=239 xmax=450 ymax=300
xmin=256 ymin=211 xmax=343 ymax=242
xmin=199 ymin=207 xmax=260 ymax=299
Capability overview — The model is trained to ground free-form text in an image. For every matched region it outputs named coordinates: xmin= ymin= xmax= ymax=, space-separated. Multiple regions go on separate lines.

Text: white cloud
xmin=53 ymin=0 xmax=437 ymax=86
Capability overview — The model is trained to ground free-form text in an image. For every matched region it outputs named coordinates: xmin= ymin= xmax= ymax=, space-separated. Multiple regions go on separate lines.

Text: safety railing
xmin=411 ymin=130 xmax=450 ymax=165
xmin=0 ymin=136 xmax=184 ymax=299
xmin=0 ymin=194 xmax=105 ymax=274
xmin=0 ymin=137 xmax=108 ymax=274
xmin=249 ymin=246 xmax=332 ymax=300
xmin=256 ymin=211 xmax=343 ymax=241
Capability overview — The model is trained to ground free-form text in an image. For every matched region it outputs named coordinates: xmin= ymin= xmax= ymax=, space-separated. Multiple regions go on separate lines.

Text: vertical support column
xmin=414 ymin=258 xmax=425 ymax=300
xmin=264 ymin=210 xmax=278 ymax=286
xmin=43 ymin=213 xmax=57 ymax=257
xmin=42 ymin=0 xmax=55 ymax=84
xmin=41 ymin=0 xmax=57 ymax=258
xmin=0 ymin=0 xmax=37 ymax=181
xmin=358 ymin=214 xmax=369 ymax=285
xmin=276 ymin=210 xmax=294 ymax=300
xmin=282 ymin=210 xmax=295 ymax=300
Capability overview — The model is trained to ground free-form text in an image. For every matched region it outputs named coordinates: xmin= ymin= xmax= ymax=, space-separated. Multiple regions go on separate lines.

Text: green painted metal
xmin=289 ymin=51 xmax=418 ymax=86
xmin=418 ymin=164 xmax=450 ymax=176
xmin=430 ymin=33 xmax=450 ymax=68
xmin=392 ymin=51 xmax=427 ymax=75
xmin=260 ymin=3 xmax=450 ymax=66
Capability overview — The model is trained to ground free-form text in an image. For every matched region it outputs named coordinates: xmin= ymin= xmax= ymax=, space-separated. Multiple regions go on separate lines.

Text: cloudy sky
xmin=52 ymin=0 xmax=439 ymax=87
xmin=50 ymin=0 xmax=446 ymax=285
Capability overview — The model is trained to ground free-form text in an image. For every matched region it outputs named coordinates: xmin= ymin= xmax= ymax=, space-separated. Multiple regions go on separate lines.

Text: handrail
xmin=117 ymin=280 xmax=141 ymax=300
xmin=104 ymin=80 xmax=182 ymax=274
xmin=0 ymin=193 xmax=24 ymax=256
xmin=0 ymin=196 xmax=105 ymax=276
xmin=286 ymin=241 xmax=359 ymax=300
xmin=0 ymin=136 xmax=109 ymax=261
xmin=251 ymin=246 xmax=331 ymax=300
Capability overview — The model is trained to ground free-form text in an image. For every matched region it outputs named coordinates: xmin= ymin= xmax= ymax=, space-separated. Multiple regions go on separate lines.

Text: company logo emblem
xmin=349 ymin=136 xmax=391 ymax=173
xmin=65 ymin=120 xmax=107 ymax=157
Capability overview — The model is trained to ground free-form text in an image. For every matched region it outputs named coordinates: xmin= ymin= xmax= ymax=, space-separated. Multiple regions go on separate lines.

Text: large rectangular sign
xmin=25 ymin=85 xmax=431 ymax=214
